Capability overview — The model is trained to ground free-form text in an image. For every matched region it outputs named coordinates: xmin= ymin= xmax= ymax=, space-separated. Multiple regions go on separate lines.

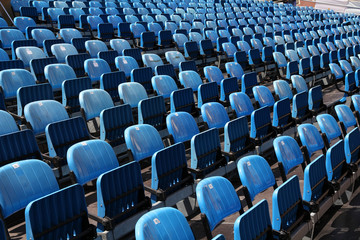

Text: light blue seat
xmin=0 ymin=29 xmax=25 ymax=49
xmin=344 ymin=127 xmax=360 ymax=166
xmin=110 ymin=39 xmax=131 ymax=55
xmin=15 ymin=46 xmax=46 ymax=68
xmin=25 ymin=184 xmax=96 ymax=240
xmin=67 ymin=139 xmax=119 ymax=186
xmin=179 ymin=70 xmax=203 ymax=91
xmin=85 ymin=40 xmax=108 ymax=58
xmin=234 ymin=199 xmax=274 ymax=240
xmin=14 ymin=17 xmax=36 ymax=34
xmin=125 ymin=124 xmax=164 ymax=162
xmin=196 ymin=176 xmax=243 ymax=239
xmin=335 ymin=104 xmax=358 ymax=134
xmin=273 ymin=80 xmax=293 ymax=100
xmin=273 ymin=136 xmax=306 ymax=181
xmin=135 ymin=207 xmax=196 ymax=240
xmin=31 ymin=28 xmax=56 ymax=47
xmin=166 ymin=111 xmax=199 ymax=144
xmin=0 ymin=69 xmax=36 ymax=99
xmin=165 ymin=51 xmax=185 ymax=69
xmin=201 ymin=102 xmax=229 ymax=129
xmin=151 ymin=75 xmax=178 ymax=99
xmin=326 ymin=140 xmax=349 ymax=184
xmin=253 ymin=86 xmax=275 ymax=108
xmin=115 ymin=56 xmax=139 ymax=78
xmin=84 ymin=58 xmax=111 ymax=83
xmin=229 ymin=92 xmax=254 ymax=118
xmin=142 ymin=53 xmax=164 ymax=72
xmin=237 ymin=155 xmax=276 ymax=207
xmin=173 ymin=33 xmax=188 ymax=51
xmin=0 ymin=159 xmax=59 ymax=238
xmin=51 ymin=43 xmax=78 ymax=63
xmin=298 ymin=123 xmax=326 ymax=158
xmin=24 ymin=100 xmax=69 ymax=135
xmin=107 ymin=15 xmax=122 ymax=29
xmin=59 ymin=28 xmax=82 ymax=43
xmin=87 ymin=15 xmax=104 ymax=30
xmin=130 ymin=22 xmax=146 ymax=39
xmin=79 ymin=89 xmax=114 ymax=121
xmin=118 ymin=82 xmax=148 ymax=108
xmin=225 ymin=62 xmax=244 ymax=82
xmin=44 ymin=63 xmax=77 ymax=91
xmin=204 ymin=66 xmax=224 ymax=85
xmin=0 ymin=110 xmax=19 ymax=135
xmin=316 ymin=114 xmax=342 ymax=146
xmin=291 ymin=75 xmax=308 ymax=93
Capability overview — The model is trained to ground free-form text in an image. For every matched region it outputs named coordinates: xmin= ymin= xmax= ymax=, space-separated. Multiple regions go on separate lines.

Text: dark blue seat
xmin=326 ymin=140 xmax=350 ymax=187
xmin=138 ymin=96 xmax=166 ymax=130
xmin=273 ymin=98 xmax=295 ymax=133
xmin=131 ymin=67 xmax=154 ymax=93
xmin=196 ymin=176 xmax=243 ymax=239
xmin=100 ymin=71 xmax=126 ymax=103
xmin=344 ymin=127 xmax=360 ymax=171
xmin=241 ymin=72 xmax=258 ymax=97
xmin=25 ymin=184 xmax=96 ymax=240
xmin=250 ymin=106 xmax=276 ymax=148
xmin=170 ymin=88 xmax=198 ymax=116
xmin=237 ymin=155 xmax=276 ymax=207
xmin=65 ymin=53 xmax=91 ymax=77
xmin=220 ymin=77 xmax=239 ymax=104
xmin=96 ymin=161 xmax=151 ymax=236
xmin=198 ymin=82 xmax=219 ymax=108
xmin=62 ymin=77 xmax=92 ymax=113
xmin=98 ymin=50 xmax=118 ymax=72
xmin=272 ymin=175 xmax=310 ymax=238
xmin=30 ymin=57 xmax=58 ymax=83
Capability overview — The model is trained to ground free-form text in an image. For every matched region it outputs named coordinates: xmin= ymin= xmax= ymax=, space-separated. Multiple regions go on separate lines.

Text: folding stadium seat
xmin=298 ymin=123 xmax=327 ymax=159
xmin=14 ymin=16 xmax=36 ymax=34
xmin=252 ymin=86 xmax=275 ymax=108
xmin=165 ymin=51 xmax=185 ymax=70
xmin=0 ymin=110 xmax=20 ymax=135
xmin=151 ymin=75 xmax=178 ymax=100
xmin=229 ymin=92 xmax=254 ymax=119
xmin=240 ymin=72 xmax=258 ymax=98
xmin=107 ymin=14 xmax=122 ymax=29
xmin=110 ymin=39 xmax=131 ymax=55
xmin=114 ymin=56 xmax=138 ymax=79
xmin=63 ymin=53 xmax=89 ymax=78
xmin=118 ymin=81 xmax=147 ymax=109
xmin=142 ymin=53 xmax=163 ymax=72
xmin=43 ymin=63 xmax=76 ymax=93
xmin=237 ymin=155 xmax=276 ymax=207
xmin=329 ymin=63 xmax=357 ymax=101
xmin=85 ymin=39 xmax=108 ymax=58
xmin=196 ymin=176 xmax=243 ymax=239
xmin=87 ymin=15 xmax=104 ymax=33
xmin=59 ymin=27 xmax=83 ymax=43
xmin=138 ymin=95 xmax=167 ymax=131
xmin=203 ymin=66 xmax=225 ymax=86
xmin=123 ymin=48 xmax=143 ymax=67
xmin=272 ymin=175 xmax=311 ymax=239
xmin=179 ymin=70 xmax=203 ymax=92
xmin=273 ymin=80 xmax=293 ymax=101
xmin=14 ymin=46 xmax=46 ymax=68
xmin=335 ymin=104 xmax=359 ymax=135
xmin=316 ymin=114 xmax=343 ymax=148
xmin=100 ymin=71 xmax=126 ymax=103
xmin=31 ymin=27 xmax=57 ymax=48
xmin=0 ymin=160 xmax=60 ymax=237
xmin=131 ymin=66 xmax=153 ymax=93
xmin=344 ymin=127 xmax=360 ymax=176
xmin=250 ymin=106 xmax=276 ymax=152
xmin=50 ymin=43 xmax=78 ymax=63
xmin=273 ymin=98 xmax=295 ymax=134
xmin=84 ymin=58 xmax=111 ymax=84
xmin=200 ymin=39 xmax=219 ymax=65
xmin=273 ymin=51 xmax=298 ymax=80
xmin=0 ymin=29 xmax=26 ymax=50
xmin=225 ymin=62 xmax=244 ymax=84
xmin=173 ymin=33 xmax=188 ymax=52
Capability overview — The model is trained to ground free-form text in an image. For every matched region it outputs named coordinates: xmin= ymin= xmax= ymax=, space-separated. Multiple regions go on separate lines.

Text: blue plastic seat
xmin=165 ymin=51 xmax=185 ymax=69
xmin=274 ymin=136 xmax=306 ymax=181
xmin=238 ymin=155 xmax=276 ymax=206
xmin=110 ymin=39 xmax=131 ymax=55
xmin=0 ymin=69 xmax=36 ymax=100
xmin=25 ymin=184 xmax=97 ymax=239
xmin=196 ymin=176 xmax=243 ymax=239
xmin=44 ymin=63 xmax=76 ymax=91
xmin=118 ymin=82 xmax=148 ymax=108
xmin=0 ymin=29 xmax=25 ymax=49
xmin=24 ymin=100 xmax=69 ymax=136
xmin=253 ymin=86 xmax=275 ymax=108
xmin=166 ymin=112 xmax=199 ymax=145
xmin=107 ymin=15 xmax=122 ymax=29
xmin=198 ymin=82 xmax=219 ymax=108
xmin=179 ymin=70 xmax=203 ymax=91
xmin=204 ymin=66 xmax=224 ymax=85
xmin=59 ymin=28 xmax=82 ymax=43
xmin=67 ymin=139 xmax=119 ymax=186
xmin=51 ymin=43 xmax=78 ymax=63
xmin=142 ymin=53 xmax=163 ymax=72
xmin=31 ymin=28 xmax=56 ymax=48
xmin=131 ymin=67 xmax=153 ymax=93
xmin=317 ymin=114 xmax=343 ymax=147
xmin=335 ymin=104 xmax=358 ymax=134
xmin=151 ymin=75 xmax=178 ymax=99
xmin=125 ymin=124 xmax=164 ymax=162
xmin=298 ymin=123 xmax=326 ymax=158
xmin=0 ymin=49 xmax=9 ymax=62
xmin=170 ymin=87 xmax=198 ymax=116
xmin=85 ymin=39 xmax=108 ymax=58
xmin=87 ymin=15 xmax=104 ymax=31
xmin=14 ymin=17 xmax=36 ymax=34
xmin=84 ymin=58 xmax=111 ymax=83
xmin=326 ymin=140 xmax=349 ymax=184
xmin=291 ymin=75 xmax=308 ymax=93
xmin=229 ymin=92 xmax=254 ymax=118
xmin=273 ymin=98 xmax=294 ymax=132
xmin=0 ymin=159 xmax=59 ymax=238
xmin=138 ymin=96 xmax=166 ymax=130
xmin=225 ymin=62 xmax=244 ymax=83
xmin=202 ymin=101 xmax=229 ymax=130
xmin=344 ymin=127 xmax=360 ymax=167
xmin=15 ymin=46 xmax=46 ymax=68
xmin=135 ymin=207 xmax=196 ymax=240
xmin=0 ymin=110 xmax=19 ymax=136
xmin=115 ymin=56 xmax=139 ymax=78
xmin=274 ymin=80 xmax=293 ymax=100
xmin=234 ymin=199 xmax=274 ymax=240
xmin=272 ymin=175 xmax=310 ymax=237
xmin=190 ymin=128 xmax=227 ymax=177
xmin=250 ymin=106 xmax=275 ymax=145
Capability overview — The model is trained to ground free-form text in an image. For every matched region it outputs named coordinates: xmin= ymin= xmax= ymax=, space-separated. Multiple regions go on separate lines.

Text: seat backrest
xmin=67 ymin=140 xmax=119 ymax=185
xmin=51 ymin=43 xmax=78 ymax=63
xmin=316 ymin=114 xmax=342 ymax=143
xmin=79 ymin=89 xmax=114 ymax=120
xmin=85 ymin=39 xmax=108 ymax=58
xmin=31 ymin=28 xmax=56 ymax=47
xmin=0 ymin=29 xmax=25 ymax=49
xmin=25 ymin=184 xmax=95 ymax=240
xmin=110 ymin=39 xmax=131 ymax=55
xmin=272 ymin=175 xmax=304 ymax=232
xmin=273 ymin=136 xmax=304 ymax=175
xmin=0 ymin=159 xmax=59 ymax=219
xmin=135 ymin=207 xmax=195 ymax=240
xmin=238 ymin=155 xmax=275 ymax=201
xmin=44 ymin=63 xmax=77 ymax=91
xmin=0 ymin=69 xmax=36 ymax=99
xmin=59 ymin=28 xmax=82 ymax=43
xmin=201 ymin=102 xmax=230 ymax=129
xmin=179 ymin=70 xmax=203 ymax=91
xmin=204 ymin=66 xmax=224 ymax=85
xmin=196 ymin=176 xmax=242 ymax=231
xmin=273 ymin=52 xmax=287 ymax=67
xmin=224 ymin=116 xmax=251 ymax=156
xmin=225 ymin=62 xmax=244 ymax=81
xmin=165 ymin=51 xmax=185 ymax=69
xmin=344 ymin=127 xmax=360 ymax=165
xmin=84 ymin=58 xmax=111 ymax=83
xmin=15 ymin=46 xmax=46 ymax=67
xmin=151 ymin=75 xmax=178 ymax=99
xmin=118 ymin=82 xmax=148 ymax=108
xmin=229 ymin=92 xmax=254 ymax=118
xmin=0 ymin=110 xmax=19 ymax=136
xmin=274 ymin=80 xmax=293 ymax=101
xmin=115 ymin=56 xmax=139 ymax=78
xmin=298 ymin=123 xmax=325 ymax=156
xmin=125 ymin=124 xmax=164 ymax=162
xmin=138 ymin=95 xmax=166 ymax=129
xmin=166 ymin=112 xmax=199 ymax=144
xmin=142 ymin=53 xmax=163 ymax=71
xmin=291 ymin=75 xmax=308 ymax=93
xmin=326 ymin=140 xmax=347 ymax=181
xmin=250 ymin=106 xmax=272 ymax=139
xmin=303 ymin=155 xmax=327 ymax=202
xmin=234 ymin=199 xmax=272 ymax=240
xmin=253 ymin=86 xmax=275 ymax=108
xmin=241 ymin=72 xmax=258 ymax=97
xmin=335 ymin=104 xmax=357 ymax=132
